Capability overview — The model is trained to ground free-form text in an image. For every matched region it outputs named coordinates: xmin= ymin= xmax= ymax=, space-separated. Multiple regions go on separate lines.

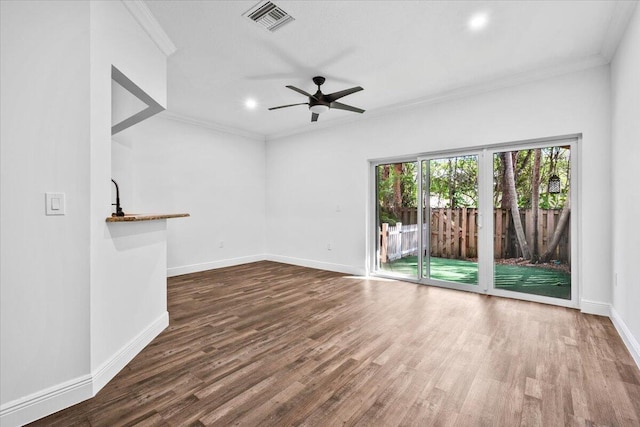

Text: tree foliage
xmin=377 ymin=162 xmax=417 ymax=225
xmin=494 ymin=147 xmax=570 ymax=209
xmin=428 ymin=156 xmax=478 ymax=208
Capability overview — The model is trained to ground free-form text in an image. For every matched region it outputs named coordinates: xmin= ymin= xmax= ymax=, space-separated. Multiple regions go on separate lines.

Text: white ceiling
xmin=145 ymin=0 xmax=636 ymax=140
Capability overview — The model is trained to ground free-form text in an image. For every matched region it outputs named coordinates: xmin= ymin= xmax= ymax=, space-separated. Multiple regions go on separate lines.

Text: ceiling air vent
xmin=243 ymin=1 xmax=295 ymax=32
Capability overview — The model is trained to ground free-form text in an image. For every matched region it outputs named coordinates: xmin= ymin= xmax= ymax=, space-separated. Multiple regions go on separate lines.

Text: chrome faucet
xmin=111 ymin=179 xmax=125 ymax=217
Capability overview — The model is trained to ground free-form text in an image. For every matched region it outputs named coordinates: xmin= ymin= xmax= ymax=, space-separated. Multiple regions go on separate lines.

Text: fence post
xmin=380 ymin=223 xmax=388 ymax=263
xmin=461 ymin=207 xmax=467 ymax=259
xmin=452 ymin=209 xmax=460 ymax=258
xmin=494 ymin=209 xmax=502 ymax=258
xmin=438 ymin=210 xmax=444 ymax=257
xmin=468 ymin=208 xmax=476 ymax=258
xmin=397 ymin=222 xmax=402 ymax=261
xmin=445 ymin=209 xmax=452 ymax=258
xmin=547 ymin=210 xmax=555 ymax=258
xmin=525 ymin=209 xmax=533 ymax=253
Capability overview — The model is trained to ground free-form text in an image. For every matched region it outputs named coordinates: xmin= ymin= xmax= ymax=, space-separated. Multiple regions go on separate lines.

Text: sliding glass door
xmin=421 ymin=155 xmax=479 ymax=288
xmin=372 ymin=137 xmax=578 ymax=307
xmin=491 ymin=145 xmax=573 ymax=301
xmin=375 ymin=161 xmax=419 ymax=280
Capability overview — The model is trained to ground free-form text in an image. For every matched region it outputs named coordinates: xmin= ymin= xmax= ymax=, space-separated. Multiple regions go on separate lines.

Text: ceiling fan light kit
xmin=269 ymin=76 xmax=365 ymax=122
xmin=309 ymin=104 xmax=329 ymax=114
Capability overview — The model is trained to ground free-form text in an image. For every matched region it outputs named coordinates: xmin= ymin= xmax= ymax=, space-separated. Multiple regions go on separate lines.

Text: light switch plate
xmin=45 ymin=192 xmax=65 ymax=215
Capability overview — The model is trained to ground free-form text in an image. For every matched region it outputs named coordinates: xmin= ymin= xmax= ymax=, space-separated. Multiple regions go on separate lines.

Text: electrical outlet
xmin=219 ymin=240 xmax=224 ymax=248
xmin=327 ymin=243 xmax=332 ymax=251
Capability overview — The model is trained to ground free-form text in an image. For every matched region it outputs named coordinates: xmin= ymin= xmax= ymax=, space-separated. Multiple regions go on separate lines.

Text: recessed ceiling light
xmin=245 ymin=98 xmax=258 ymax=110
xmin=468 ymin=12 xmax=489 ymax=31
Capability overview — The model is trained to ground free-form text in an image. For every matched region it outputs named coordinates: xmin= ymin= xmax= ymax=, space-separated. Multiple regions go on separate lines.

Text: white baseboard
xmin=0 ymin=374 xmax=93 ymax=427
xmin=92 ymin=311 xmax=168 ymax=393
xmin=266 ymin=254 xmax=365 ymax=276
xmin=167 ymin=254 xmax=266 ymax=277
xmin=0 ymin=312 xmax=168 ymax=427
xmin=167 ymin=254 xmax=367 ymax=278
xmin=610 ymin=307 xmax=640 ymax=370
xmin=580 ymin=299 xmax=611 ymax=316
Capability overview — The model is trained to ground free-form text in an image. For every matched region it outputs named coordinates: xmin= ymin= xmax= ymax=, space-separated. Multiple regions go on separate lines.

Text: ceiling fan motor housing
xmin=310 ymin=76 xmax=330 ymax=110
xmin=309 ymin=92 xmax=329 ymax=109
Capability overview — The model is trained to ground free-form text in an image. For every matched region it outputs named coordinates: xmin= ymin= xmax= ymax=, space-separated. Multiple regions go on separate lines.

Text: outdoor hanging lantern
xmin=548 ymin=174 xmax=561 ymax=194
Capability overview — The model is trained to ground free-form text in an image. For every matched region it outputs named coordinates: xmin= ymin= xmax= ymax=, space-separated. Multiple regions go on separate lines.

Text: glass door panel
xmin=492 ymin=147 xmax=571 ymax=299
xmin=422 ymin=155 xmax=479 ymax=286
xmin=375 ymin=161 xmax=419 ymax=279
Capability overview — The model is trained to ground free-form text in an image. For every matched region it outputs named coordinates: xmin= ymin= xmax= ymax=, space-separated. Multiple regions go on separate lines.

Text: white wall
xmin=89 ymin=0 xmax=169 ymax=381
xmin=611 ymin=4 xmax=640 ymax=365
xmin=114 ymin=115 xmax=267 ymax=276
xmin=266 ymin=66 xmax=612 ymax=310
xmin=0 ymin=0 xmax=92 ymax=419
xmin=1 ymin=1 xmax=171 ymax=425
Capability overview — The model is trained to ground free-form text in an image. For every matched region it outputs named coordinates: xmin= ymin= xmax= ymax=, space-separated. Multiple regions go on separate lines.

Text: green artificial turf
xmin=380 ymin=256 xmax=570 ymax=300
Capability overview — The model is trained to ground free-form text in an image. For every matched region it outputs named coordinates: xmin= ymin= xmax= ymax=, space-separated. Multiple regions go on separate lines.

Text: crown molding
xmin=159 ymin=111 xmax=266 ymax=142
xmin=121 ymin=0 xmax=177 ymax=57
xmin=600 ymin=1 xmax=638 ymax=62
xmin=265 ymin=54 xmax=608 ymax=142
xmin=154 ymin=54 xmax=611 ymax=144
xmin=370 ymin=54 xmax=609 ymax=118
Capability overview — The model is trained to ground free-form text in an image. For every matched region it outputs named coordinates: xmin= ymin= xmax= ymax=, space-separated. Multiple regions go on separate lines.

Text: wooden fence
xmin=380 ymin=208 xmax=570 ymax=263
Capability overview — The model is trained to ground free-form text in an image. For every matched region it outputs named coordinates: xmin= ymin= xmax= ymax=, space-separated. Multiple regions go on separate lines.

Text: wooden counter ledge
xmin=106 ymin=213 xmax=190 ymax=222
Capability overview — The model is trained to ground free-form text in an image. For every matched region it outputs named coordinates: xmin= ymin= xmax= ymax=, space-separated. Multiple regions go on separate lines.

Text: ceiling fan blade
xmin=268 ymin=102 xmax=308 ymax=111
xmin=311 ymin=112 xmax=319 ymax=122
xmin=286 ymin=85 xmax=318 ymax=100
xmin=330 ymin=101 xmax=365 ymax=114
xmin=326 ymin=86 xmax=363 ymax=102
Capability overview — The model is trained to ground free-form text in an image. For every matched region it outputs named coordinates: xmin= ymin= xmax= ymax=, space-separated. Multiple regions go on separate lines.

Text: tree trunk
xmin=393 ymin=163 xmax=403 ymax=213
xmin=531 ymin=149 xmax=541 ymax=262
xmin=540 ymin=197 xmax=570 ymax=262
xmin=500 ymin=153 xmax=511 ymax=209
xmin=516 ymin=150 xmax=532 ymax=181
xmin=382 ymin=164 xmax=390 ymax=180
xmin=504 ymin=151 xmax=531 ymax=259
xmin=448 ymin=158 xmax=455 ymax=207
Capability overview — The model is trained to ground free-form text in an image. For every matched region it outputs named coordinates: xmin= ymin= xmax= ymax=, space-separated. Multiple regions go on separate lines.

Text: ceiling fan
xmin=268 ymin=76 xmax=365 ymax=122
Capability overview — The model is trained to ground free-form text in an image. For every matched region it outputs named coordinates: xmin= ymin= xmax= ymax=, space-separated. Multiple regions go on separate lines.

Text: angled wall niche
xmin=111 ymin=65 xmax=164 ymax=135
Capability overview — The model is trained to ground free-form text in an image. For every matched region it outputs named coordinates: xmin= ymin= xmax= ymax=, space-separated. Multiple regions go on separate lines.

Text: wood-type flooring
xmin=31 ymin=261 xmax=640 ymax=426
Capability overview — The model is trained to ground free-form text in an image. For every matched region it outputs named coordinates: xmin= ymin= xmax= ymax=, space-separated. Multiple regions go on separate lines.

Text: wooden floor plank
xmin=27 ymin=261 xmax=640 ymax=426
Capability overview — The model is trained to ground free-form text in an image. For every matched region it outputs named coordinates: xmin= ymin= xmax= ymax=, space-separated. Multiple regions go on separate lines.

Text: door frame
xmin=483 ymin=137 xmax=580 ymax=308
xmin=369 ymin=157 xmax=421 ymax=282
xmin=417 ymin=151 xmax=485 ymax=294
